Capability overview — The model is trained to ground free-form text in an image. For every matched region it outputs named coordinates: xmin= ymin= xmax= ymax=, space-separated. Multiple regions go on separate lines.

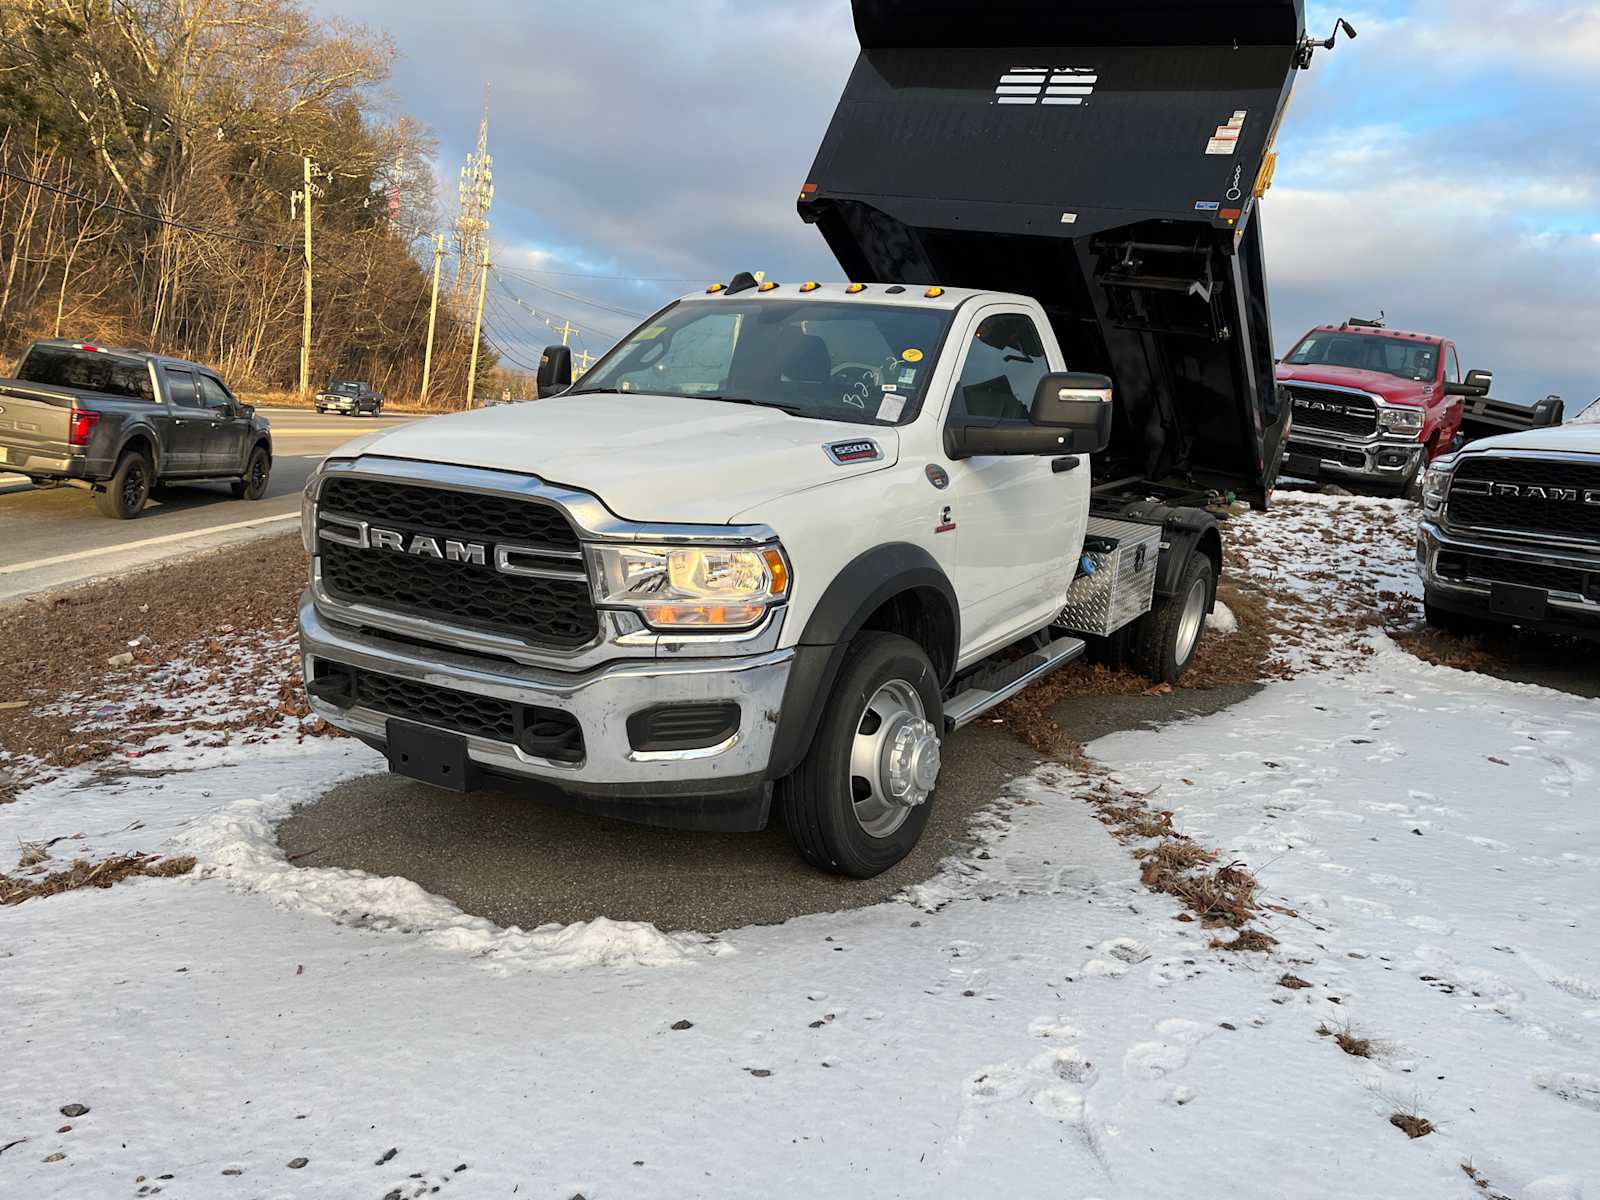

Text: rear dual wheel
xmin=780 ymin=633 xmax=943 ymax=879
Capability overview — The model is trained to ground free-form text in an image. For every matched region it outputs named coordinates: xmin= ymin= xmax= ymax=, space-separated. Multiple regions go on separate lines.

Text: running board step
xmin=942 ymin=636 xmax=1087 ymax=732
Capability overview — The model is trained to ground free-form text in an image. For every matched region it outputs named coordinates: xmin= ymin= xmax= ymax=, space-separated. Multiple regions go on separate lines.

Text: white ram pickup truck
xmin=299 ymin=281 xmax=1217 ymax=876
xmin=1419 ymin=400 xmax=1600 ymax=639
xmin=299 ymin=0 xmax=1332 ymax=874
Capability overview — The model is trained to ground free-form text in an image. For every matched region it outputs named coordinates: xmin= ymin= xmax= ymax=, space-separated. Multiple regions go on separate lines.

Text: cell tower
xmin=454 ymin=87 xmax=494 ymax=303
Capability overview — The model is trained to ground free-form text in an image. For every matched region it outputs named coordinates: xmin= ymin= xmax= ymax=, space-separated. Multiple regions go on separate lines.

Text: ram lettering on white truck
xmin=298 ymin=0 xmax=1338 ymax=875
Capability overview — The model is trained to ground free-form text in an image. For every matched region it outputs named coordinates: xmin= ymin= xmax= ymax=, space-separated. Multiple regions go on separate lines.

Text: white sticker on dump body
xmin=1206 ymin=110 xmax=1246 ymax=154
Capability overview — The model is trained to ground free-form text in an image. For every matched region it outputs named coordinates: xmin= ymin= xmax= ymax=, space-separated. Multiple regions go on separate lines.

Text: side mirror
xmin=1444 ymin=369 xmax=1492 ymax=397
xmin=537 ymin=345 xmax=573 ymax=398
xmin=944 ymin=372 xmax=1114 ymax=460
xmin=236 ymin=403 xmax=255 ymax=419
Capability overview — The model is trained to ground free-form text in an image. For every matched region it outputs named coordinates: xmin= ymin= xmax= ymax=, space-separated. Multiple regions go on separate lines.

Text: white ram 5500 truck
xmin=299 ymin=0 xmax=1335 ymax=875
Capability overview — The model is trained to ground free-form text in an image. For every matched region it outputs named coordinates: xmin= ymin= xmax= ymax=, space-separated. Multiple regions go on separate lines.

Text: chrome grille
xmin=316 ymin=476 xmax=599 ymax=650
xmin=1447 ymin=457 xmax=1600 ymax=542
xmin=1288 ymin=387 xmax=1378 ymax=437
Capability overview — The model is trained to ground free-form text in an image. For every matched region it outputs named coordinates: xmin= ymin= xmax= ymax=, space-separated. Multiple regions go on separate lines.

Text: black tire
xmin=94 ymin=450 xmax=152 ymax=519
xmin=231 ymin=446 xmax=271 ymax=500
xmin=779 ymin=632 xmax=943 ymax=878
xmin=1132 ymin=554 xmax=1215 ymax=685
xmin=1424 ymin=596 xmax=1488 ymax=637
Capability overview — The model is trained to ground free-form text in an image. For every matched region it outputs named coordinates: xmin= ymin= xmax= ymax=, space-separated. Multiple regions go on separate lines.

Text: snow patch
xmin=1205 ymin=599 xmax=1239 ymax=636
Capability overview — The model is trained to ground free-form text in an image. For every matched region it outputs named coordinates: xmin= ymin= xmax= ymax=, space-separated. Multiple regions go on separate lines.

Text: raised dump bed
xmin=800 ymin=0 xmax=1340 ymax=507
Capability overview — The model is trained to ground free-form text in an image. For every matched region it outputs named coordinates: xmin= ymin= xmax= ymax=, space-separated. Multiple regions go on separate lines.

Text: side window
xmin=198 ymin=375 xmax=233 ymax=412
xmin=951 ymin=313 xmax=1048 ymax=422
xmin=164 ymin=368 xmax=197 ymax=407
xmin=1445 ymin=347 xmax=1461 ymax=384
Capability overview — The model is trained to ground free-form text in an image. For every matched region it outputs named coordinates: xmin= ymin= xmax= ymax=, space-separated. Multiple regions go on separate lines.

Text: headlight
xmin=1379 ymin=407 xmax=1424 ymax=433
xmin=1422 ymin=459 xmax=1454 ymax=513
xmin=588 ymin=543 xmax=791 ymax=630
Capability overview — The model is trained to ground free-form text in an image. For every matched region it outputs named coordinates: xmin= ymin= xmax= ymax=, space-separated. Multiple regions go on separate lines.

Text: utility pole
xmin=296 ymin=155 xmax=315 ymax=400
xmin=418 ymin=232 xmax=445 ymax=405
xmin=464 ymin=244 xmax=490 ymax=409
xmin=554 ymin=319 xmax=578 ymax=347
xmin=574 ymin=349 xmax=595 ymax=374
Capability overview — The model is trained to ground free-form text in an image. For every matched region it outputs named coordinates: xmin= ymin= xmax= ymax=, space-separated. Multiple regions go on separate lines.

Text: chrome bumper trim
xmin=299 ymin=594 xmax=792 ymax=788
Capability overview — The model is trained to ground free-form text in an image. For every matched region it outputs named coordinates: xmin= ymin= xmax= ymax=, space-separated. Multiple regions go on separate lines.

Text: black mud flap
xmin=1489 ymin=583 xmax=1548 ymax=623
xmin=386 ymin=719 xmax=483 ymax=793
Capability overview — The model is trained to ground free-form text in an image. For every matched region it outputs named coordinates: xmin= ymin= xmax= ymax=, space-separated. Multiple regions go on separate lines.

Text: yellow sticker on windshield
xmin=635 ymin=326 xmax=667 ymax=340
xmin=902 ymin=348 xmax=924 ymax=363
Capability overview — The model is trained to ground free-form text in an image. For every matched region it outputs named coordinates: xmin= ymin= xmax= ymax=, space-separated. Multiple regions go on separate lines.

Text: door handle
xmin=1051 ymin=456 xmax=1081 ymax=474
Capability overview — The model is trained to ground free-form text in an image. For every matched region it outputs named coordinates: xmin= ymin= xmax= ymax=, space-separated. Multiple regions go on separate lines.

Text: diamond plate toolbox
xmin=1057 ymin=516 xmax=1162 ymax=637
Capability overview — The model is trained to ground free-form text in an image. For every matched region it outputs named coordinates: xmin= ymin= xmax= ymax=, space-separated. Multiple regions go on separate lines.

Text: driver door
xmin=198 ymin=373 xmax=249 ymax=472
xmin=939 ymin=307 xmax=1088 ymax=667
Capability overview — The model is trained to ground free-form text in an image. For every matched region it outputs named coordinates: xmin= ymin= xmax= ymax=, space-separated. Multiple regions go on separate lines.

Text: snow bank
xmin=1204 ymin=600 xmax=1238 ymax=636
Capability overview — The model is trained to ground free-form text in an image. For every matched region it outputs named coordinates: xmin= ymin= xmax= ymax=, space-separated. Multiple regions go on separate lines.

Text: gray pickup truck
xmin=0 ymin=340 xmax=273 ymax=518
xmin=314 ymin=380 xmax=384 ymax=416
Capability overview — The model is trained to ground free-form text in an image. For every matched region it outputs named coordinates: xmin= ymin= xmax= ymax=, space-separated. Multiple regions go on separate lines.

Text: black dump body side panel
xmin=801 ymin=0 xmax=1307 ymax=504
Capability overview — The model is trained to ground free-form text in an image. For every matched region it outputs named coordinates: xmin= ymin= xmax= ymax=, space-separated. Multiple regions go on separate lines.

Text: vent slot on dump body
xmin=1056 ymin=516 xmax=1162 ymax=637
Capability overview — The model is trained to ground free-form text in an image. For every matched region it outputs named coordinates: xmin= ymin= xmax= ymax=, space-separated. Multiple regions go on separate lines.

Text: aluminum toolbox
xmin=1057 ymin=516 xmax=1161 ymax=637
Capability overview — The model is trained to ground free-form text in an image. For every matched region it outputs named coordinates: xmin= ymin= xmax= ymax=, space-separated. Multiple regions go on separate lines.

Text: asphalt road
xmin=276 ymin=684 xmax=1261 ymax=934
xmin=0 ymin=407 xmax=421 ymax=602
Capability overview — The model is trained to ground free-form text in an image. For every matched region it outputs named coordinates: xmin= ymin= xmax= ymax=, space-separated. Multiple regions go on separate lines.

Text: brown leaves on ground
xmin=0 ymin=852 xmax=196 ymax=906
xmin=1390 ymin=1112 xmax=1435 ymax=1139
xmin=0 ymin=534 xmax=332 ymax=785
xmin=1317 ymin=1023 xmax=1374 ymax=1058
xmin=1278 ymin=974 xmax=1312 ymax=990
xmin=1209 ymin=929 xmax=1279 ymax=953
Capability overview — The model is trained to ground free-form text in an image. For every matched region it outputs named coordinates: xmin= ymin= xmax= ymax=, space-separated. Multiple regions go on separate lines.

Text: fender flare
xmin=114 ymin=423 xmax=162 ymax=477
xmin=767 ymin=543 xmax=960 ymax=781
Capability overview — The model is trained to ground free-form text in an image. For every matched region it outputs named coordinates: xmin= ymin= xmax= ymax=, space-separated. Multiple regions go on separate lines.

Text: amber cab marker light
xmin=799 ymin=281 xmax=820 ymax=293
xmin=846 ymin=283 xmax=866 ymax=294
xmin=758 ymin=281 xmax=779 ymax=292
xmin=706 ymin=282 xmax=725 ymax=294
xmin=925 ymin=286 xmax=945 ymax=298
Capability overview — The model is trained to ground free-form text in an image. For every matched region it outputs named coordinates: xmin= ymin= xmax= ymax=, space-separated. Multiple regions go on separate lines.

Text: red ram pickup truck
xmin=1276 ymin=318 xmax=1492 ymax=496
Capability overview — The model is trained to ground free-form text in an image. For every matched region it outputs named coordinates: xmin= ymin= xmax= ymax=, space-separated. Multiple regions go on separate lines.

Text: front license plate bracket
xmin=385 ymin=719 xmax=483 ymax=793
xmin=1488 ymin=582 xmax=1548 ymax=622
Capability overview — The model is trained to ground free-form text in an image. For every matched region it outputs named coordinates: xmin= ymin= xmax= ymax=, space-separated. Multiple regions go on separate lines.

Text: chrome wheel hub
xmin=849 ymin=680 xmax=941 ymax=839
xmin=1175 ymin=576 xmax=1208 ymax=666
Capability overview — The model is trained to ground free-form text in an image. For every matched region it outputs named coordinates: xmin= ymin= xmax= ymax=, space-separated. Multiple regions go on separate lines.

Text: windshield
xmin=330 ymin=381 xmax=364 ymax=394
xmin=17 ymin=346 xmax=154 ymax=401
xmin=1572 ymin=398 xmax=1600 ymax=426
xmin=1284 ymin=333 xmax=1440 ymax=383
xmin=570 ymin=299 xmax=953 ymax=425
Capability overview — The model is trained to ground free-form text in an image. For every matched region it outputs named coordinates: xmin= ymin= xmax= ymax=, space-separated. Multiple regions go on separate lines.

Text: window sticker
xmin=902 ymin=348 xmax=924 ymax=363
xmin=634 ymin=326 xmax=667 ymax=340
xmin=876 ymin=393 xmax=906 ymax=422
xmin=899 ymin=368 xmax=918 ymax=385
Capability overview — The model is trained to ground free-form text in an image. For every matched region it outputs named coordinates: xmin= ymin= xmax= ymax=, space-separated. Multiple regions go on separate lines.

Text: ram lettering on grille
xmin=995 ymin=67 xmax=1098 ymax=106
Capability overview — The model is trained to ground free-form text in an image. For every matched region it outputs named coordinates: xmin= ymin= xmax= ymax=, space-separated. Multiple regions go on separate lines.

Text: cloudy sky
xmin=315 ymin=0 xmax=1598 ymax=408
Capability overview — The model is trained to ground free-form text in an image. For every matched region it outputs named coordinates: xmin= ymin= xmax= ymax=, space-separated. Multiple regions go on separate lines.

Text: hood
xmin=330 ymin=392 xmax=900 ymax=525
xmin=1455 ymin=422 xmax=1600 ymax=458
xmin=1276 ymin=363 xmax=1434 ymax=408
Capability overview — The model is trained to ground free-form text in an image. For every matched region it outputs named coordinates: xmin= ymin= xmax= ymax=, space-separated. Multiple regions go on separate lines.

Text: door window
xmin=164 ymin=368 xmax=198 ymax=407
xmin=951 ymin=314 xmax=1048 ymax=422
xmin=198 ymin=374 xmax=234 ymax=413
xmin=1445 ymin=347 xmax=1461 ymax=385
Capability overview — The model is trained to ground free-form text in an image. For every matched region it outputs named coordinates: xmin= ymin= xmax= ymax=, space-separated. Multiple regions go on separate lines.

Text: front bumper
xmin=299 ymin=593 xmax=793 ymax=803
xmin=318 ymin=398 xmax=358 ymax=410
xmin=1284 ymin=432 xmax=1424 ymax=485
xmin=1417 ymin=520 xmax=1600 ymax=636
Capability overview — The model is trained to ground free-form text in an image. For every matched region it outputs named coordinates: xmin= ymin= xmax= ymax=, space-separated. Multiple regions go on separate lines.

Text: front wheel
xmin=231 ymin=446 xmax=271 ymax=500
xmin=779 ymin=632 xmax=943 ymax=878
xmin=1132 ymin=554 xmax=1214 ymax=685
xmin=93 ymin=450 xmax=152 ymax=519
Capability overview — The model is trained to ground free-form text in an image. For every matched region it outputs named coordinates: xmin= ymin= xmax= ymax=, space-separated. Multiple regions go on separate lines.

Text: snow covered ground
xmin=3 ymin=497 xmax=1597 ymax=1199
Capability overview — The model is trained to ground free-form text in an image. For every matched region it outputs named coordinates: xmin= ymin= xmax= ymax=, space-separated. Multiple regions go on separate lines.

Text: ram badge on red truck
xmin=1276 ymin=318 xmax=1491 ymax=496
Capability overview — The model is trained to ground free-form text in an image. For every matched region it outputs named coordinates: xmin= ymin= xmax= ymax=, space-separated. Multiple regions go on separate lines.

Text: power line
xmin=493 ymin=265 xmax=652 ymax=320
xmin=513 ymin=265 xmax=705 ymax=285
xmin=488 ymin=271 xmax=630 ymax=347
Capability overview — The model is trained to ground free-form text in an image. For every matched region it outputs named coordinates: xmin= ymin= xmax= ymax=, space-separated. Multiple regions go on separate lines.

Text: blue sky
xmin=316 ymin=0 xmax=1598 ymax=408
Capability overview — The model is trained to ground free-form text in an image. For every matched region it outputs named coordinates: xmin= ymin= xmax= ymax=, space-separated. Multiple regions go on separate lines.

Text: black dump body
xmin=800 ymin=0 xmax=1313 ymax=506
